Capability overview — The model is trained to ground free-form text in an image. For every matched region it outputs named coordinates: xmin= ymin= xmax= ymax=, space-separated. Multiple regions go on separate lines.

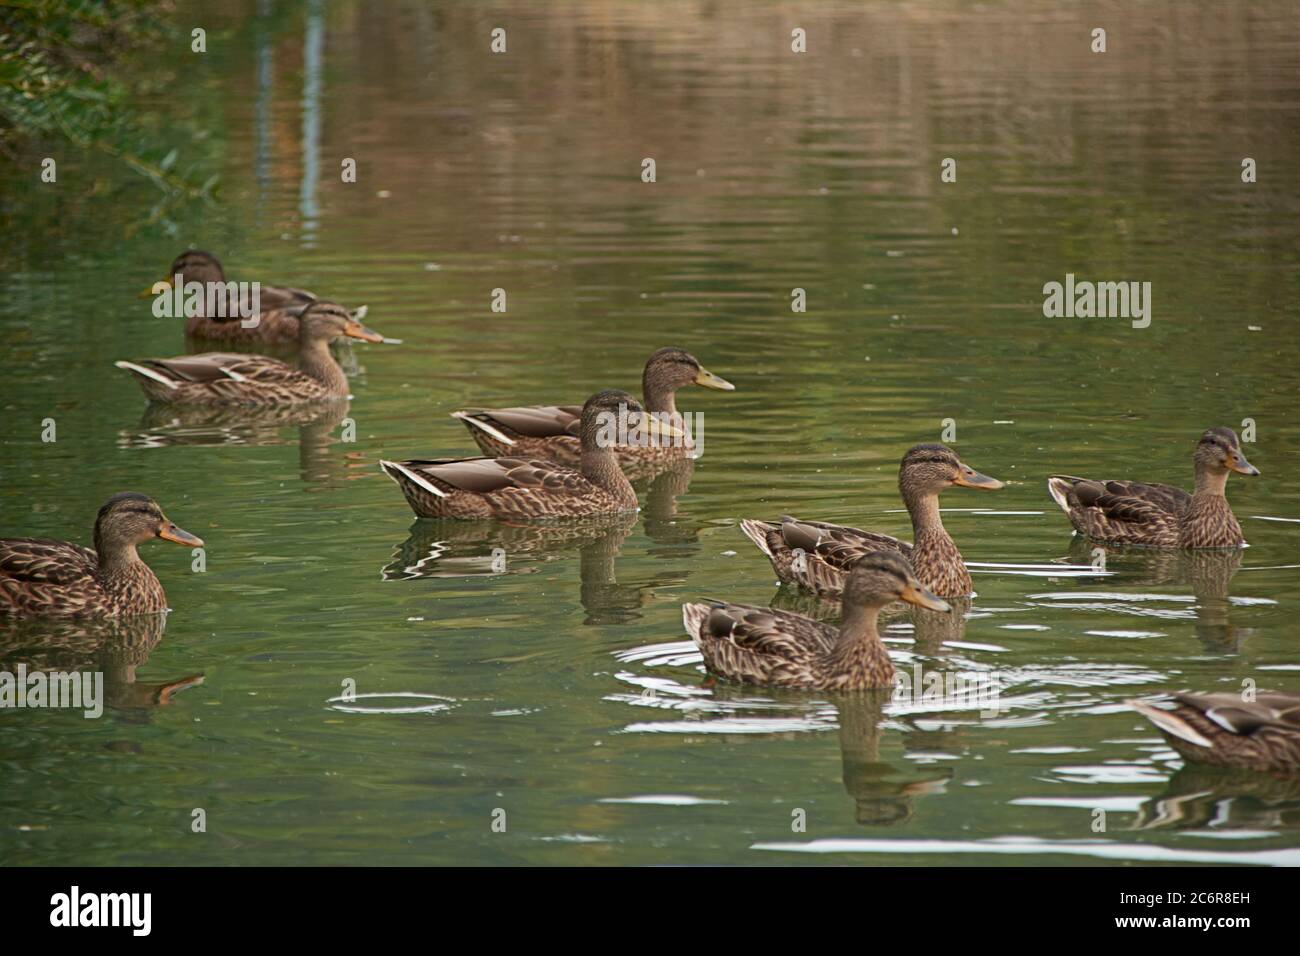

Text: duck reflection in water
xmin=704 ymin=684 xmax=953 ymax=826
xmin=1066 ymin=540 xmax=1250 ymax=652
xmin=0 ymin=613 xmax=203 ymax=715
xmin=119 ymin=399 xmax=356 ymax=486
xmin=639 ymin=458 xmax=698 ymax=547
xmin=384 ymin=512 xmax=675 ymax=624
xmin=834 ymin=690 xmax=954 ymax=825
xmin=1132 ymin=763 xmax=1300 ymax=832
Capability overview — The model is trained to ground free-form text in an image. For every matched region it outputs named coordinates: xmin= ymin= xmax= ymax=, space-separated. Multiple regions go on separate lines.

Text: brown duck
xmin=1129 ymin=692 xmax=1300 ymax=774
xmin=149 ymin=250 xmax=368 ymax=345
xmin=451 ymin=347 xmax=733 ymax=469
xmin=741 ymin=443 xmax=1004 ymax=600
xmin=0 ymin=493 xmax=203 ymax=617
xmin=380 ymin=389 xmax=685 ymax=520
xmin=115 ymin=301 xmax=385 ymax=406
xmin=1048 ymin=426 xmax=1259 ymax=549
xmin=682 ymin=552 xmax=950 ymax=691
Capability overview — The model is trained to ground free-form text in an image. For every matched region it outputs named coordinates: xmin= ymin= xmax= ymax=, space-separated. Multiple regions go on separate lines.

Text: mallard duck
xmin=148 ymin=250 xmax=368 ymax=345
xmin=1129 ymin=692 xmax=1300 ymax=774
xmin=451 ymin=347 xmax=734 ymax=469
xmin=380 ymin=389 xmax=685 ymax=519
xmin=0 ymin=493 xmax=203 ymax=617
xmin=681 ymin=552 xmax=949 ymax=691
xmin=741 ymin=443 xmax=1003 ymax=600
xmin=115 ymin=301 xmax=384 ymax=406
xmin=1048 ymin=427 xmax=1259 ymax=549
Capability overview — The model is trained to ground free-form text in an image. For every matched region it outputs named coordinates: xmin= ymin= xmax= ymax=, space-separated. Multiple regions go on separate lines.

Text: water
xmin=3 ymin=0 xmax=1300 ymax=865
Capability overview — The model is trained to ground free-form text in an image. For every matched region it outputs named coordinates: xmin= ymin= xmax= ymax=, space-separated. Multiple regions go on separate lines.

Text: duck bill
xmin=1228 ymin=452 xmax=1260 ymax=476
xmin=953 ymin=465 xmax=1004 ymax=490
xmin=901 ymin=582 xmax=951 ymax=613
xmin=140 ymin=277 xmax=172 ymax=299
xmin=343 ymin=320 xmax=386 ymax=343
xmin=694 ymin=366 xmax=735 ymax=391
xmin=626 ymin=411 xmax=689 ymax=448
xmin=158 ymin=521 xmax=204 ymax=548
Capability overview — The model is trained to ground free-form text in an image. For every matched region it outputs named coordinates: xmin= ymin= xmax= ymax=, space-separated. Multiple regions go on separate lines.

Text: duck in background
xmin=148 ymin=249 xmax=369 ymax=345
xmin=451 ymin=347 xmax=733 ymax=473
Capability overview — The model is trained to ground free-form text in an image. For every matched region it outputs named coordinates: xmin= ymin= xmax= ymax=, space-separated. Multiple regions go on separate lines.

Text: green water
xmin=3 ymin=0 xmax=1300 ymax=865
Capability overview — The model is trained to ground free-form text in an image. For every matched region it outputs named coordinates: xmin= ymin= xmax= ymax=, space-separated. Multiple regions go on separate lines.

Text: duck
xmin=148 ymin=249 xmax=368 ymax=345
xmin=681 ymin=552 xmax=950 ymax=691
xmin=115 ymin=301 xmax=385 ymax=406
xmin=379 ymin=389 xmax=685 ymax=520
xmin=1128 ymin=692 xmax=1300 ymax=774
xmin=1048 ymin=427 xmax=1259 ymax=549
xmin=741 ymin=443 xmax=1004 ymax=600
xmin=451 ymin=347 xmax=734 ymax=469
xmin=0 ymin=493 xmax=203 ymax=617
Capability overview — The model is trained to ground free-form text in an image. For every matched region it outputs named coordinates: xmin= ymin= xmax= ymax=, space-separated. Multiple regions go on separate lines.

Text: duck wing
xmin=778 ymin=517 xmax=912 ymax=568
xmin=397 ymin=457 xmax=593 ymax=498
xmin=455 ymin=405 xmax=583 ymax=440
xmin=1049 ymin=475 xmax=1190 ymax=544
xmin=0 ymin=538 xmax=97 ymax=585
xmin=684 ymin=600 xmax=835 ymax=684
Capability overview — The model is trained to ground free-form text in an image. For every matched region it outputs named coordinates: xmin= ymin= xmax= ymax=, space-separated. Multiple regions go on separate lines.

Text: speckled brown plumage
xmin=741 ymin=444 xmax=1003 ymax=600
xmin=381 ymin=389 xmax=677 ymax=520
xmin=452 ymin=347 xmax=733 ymax=469
xmin=157 ymin=250 xmax=368 ymax=345
xmin=1049 ymin=427 xmax=1258 ymax=549
xmin=681 ymin=552 xmax=949 ymax=691
xmin=116 ymin=301 xmax=384 ymax=407
xmin=0 ymin=493 xmax=203 ymax=618
xmin=1129 ymin=692 xmax=1300 ymax=774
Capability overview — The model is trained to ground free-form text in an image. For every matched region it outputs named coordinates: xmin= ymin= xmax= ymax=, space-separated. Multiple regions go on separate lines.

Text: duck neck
xmin=825 ymin=603 xmax=894 ymax=676
xmin=299 ymin=338 xmax=349 ymax=395
xmin=1192 ymin=466 xmax=1230 ymax=498
xmin=93 ymin=537 xmax=157 ymax=592
xmin=641 ymin=376 xmax=678 ymax=417
xmin=906 ymin=492 xmax=949 ymax=544
xmin=580 ymin=442 xmax=638 ymax=509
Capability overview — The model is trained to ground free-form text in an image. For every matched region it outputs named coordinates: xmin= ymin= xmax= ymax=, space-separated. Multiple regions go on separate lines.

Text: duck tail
xmin=115 ymin=360 xmax=182 ymax=401
xmin=681 ymin=602 xmax=712 ymax=648
xmin=379 ymin=460 xmax=447 ymax=498
xmin=451 ymin=410 xmax=515 ymax=447
xmin=1046 ymin=475 xmax=1081 ymax=514
xmin=1126 ymin=698 xmax=1214 ymax=749
xmin=739 ymin=518 xmax=778 ymax=559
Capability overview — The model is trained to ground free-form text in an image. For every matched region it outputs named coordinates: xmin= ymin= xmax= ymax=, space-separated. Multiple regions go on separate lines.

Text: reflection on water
xmin=120 ymin=399 xmax=356 ymax=485
xmin=1133 ymin=765 xmax=1300 ymax=833
xmin=3 ymin=0 xmax=1300 ymax=865
xmin=0 ymin=615 xmax=204 ymax=712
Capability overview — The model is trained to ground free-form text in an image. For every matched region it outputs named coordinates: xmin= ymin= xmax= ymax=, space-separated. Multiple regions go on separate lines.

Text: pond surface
xmin=3 ymin=0 xmax=1300 ymax=865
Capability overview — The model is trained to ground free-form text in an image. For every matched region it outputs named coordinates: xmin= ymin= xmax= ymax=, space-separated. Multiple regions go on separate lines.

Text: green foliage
xmin=0 ymin=0 xmax=216 ymax=198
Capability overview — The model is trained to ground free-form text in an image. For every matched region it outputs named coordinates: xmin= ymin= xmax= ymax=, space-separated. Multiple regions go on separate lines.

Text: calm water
xmin=3 ymin=0 xmax=1300 ymax=865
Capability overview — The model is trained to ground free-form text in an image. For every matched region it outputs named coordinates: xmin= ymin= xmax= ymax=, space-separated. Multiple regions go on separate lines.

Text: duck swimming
xmin=741 ymin=443 xmax=1003 ymax=599
xmin=150 ymin=249 xmax=368 ymax=345
xmin=0 ymin=493 xmax=203 ymax=617
xmin=380 ymin=389 xmax=685 ymax=520
xmin=682 ymin=552 xmax=949 ymax=691
xmin=452 ymin=347 xmax=733 ymax=469
xmin=115 ymin=301 xmax=385 ymax=406
xmin=1048 ymin=426 xmax=1258 ymax=549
